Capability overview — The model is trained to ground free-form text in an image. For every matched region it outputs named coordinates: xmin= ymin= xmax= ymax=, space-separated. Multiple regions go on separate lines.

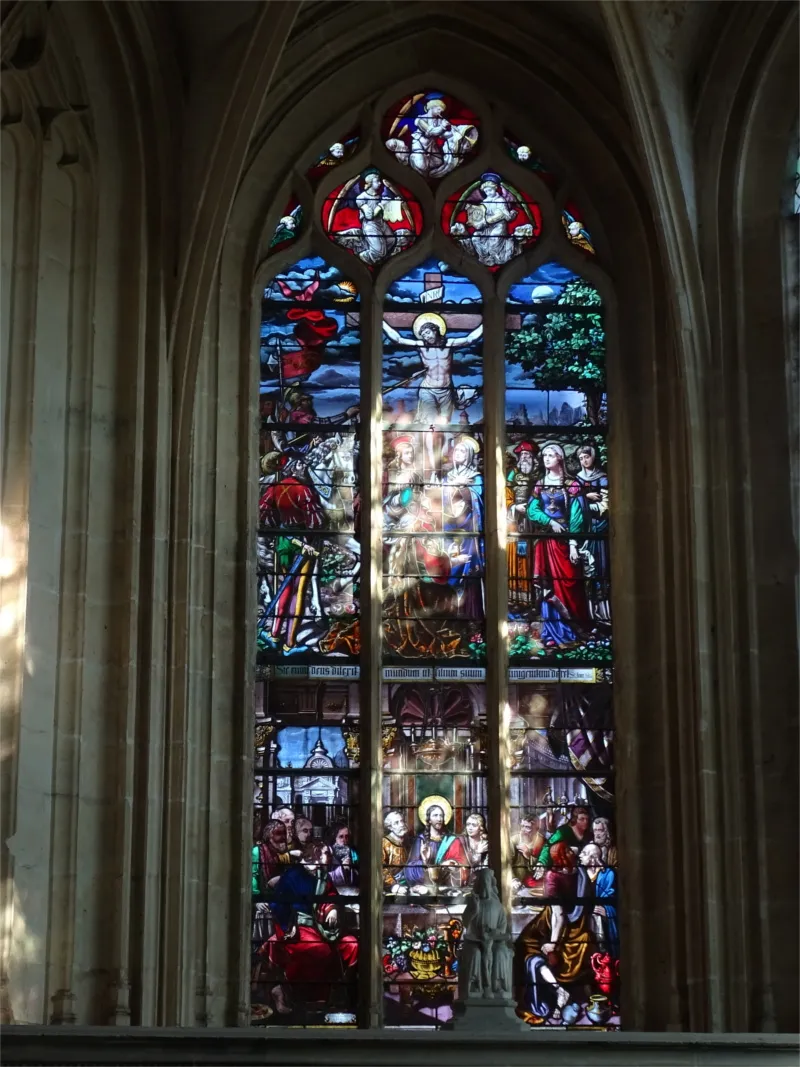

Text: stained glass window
xmin=382 ymin=261 xmax=485 ymax=665
xmin=505 ymin=263 xmax=617 ymax=1028
xmin=253 ymin=257 xmax=362 ymax=1026
xmin=306 ymin=131 xmax=360 ymax=185
xmin=380 ymin=262 xmax=486 ymax=1025
xmin=562 ymin=201 xmax=595 ymax=256
xmin=323 ymin=171 xmax=421 ymax=267
xmin=253 ymin=98 xmax=618 ymax=1032
xmin=504 ymin=135 xmax=558 ymax=189
xmin=443 ymin=175 xmax=540 ymax=269
xmin=269 ymin=195 xmax=302 ymax=253
xmin=383 ymin=91 xmax=479 ymax=179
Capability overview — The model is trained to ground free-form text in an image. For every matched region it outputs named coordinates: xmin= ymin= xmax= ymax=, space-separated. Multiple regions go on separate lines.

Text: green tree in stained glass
xmin=505 ymin=278 xmax=605 ymax=425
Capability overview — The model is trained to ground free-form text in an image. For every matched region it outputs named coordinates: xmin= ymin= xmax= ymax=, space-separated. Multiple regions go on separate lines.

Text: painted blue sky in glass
xmin=507 ymin=261 xmax=599 ymax=305
xmin=385 ymin=258 xmax=483 ymax=304
xmin=275 ymin=726 xmax=350 ymax=768
xmin=263 ymin=257 xmax=360 ymax=304
xmin=261 ymin=258 xmax=360 ymax=420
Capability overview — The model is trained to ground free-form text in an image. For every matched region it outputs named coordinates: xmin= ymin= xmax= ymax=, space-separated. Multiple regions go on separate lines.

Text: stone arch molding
xmin=183 ymin=25 xmax=699 ymax=1030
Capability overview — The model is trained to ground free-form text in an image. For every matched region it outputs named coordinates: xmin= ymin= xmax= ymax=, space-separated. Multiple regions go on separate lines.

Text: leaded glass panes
xmin=505 ymin=260 xmax=617 ymax=1027
xmin=382 ymin=680 xmax=488 ymax=1025
xmin=505 ymin=264 xmax=606 ymax=427
xmin=381 ymin=263 xmax=488 ymax=1026
xmin=503 ymin=134 xmax=559 ymax=190
xmin=252 ymin=677 xmax=360 ymax=1025
xmin=507 ymin=674 xmax=618 ymax=1028
xmin=306 ymin=131 xmax=360 ymax=184
xmin=562 ymin=200 xmax=595 ymax=256
xmin=443 ymin=175 xmax=541 ymax=269
xmin=382 ymin=264 xmax=485 ymax=667
xmin=252 ymin=260 xmax=363 ymax=1027
xmin=270 ymin=195 xmax=302 ymax=253
xmin=323 ymin=171 xmax=422 ymax=267
xmin=382 ymin=91 xmax=479 ymax=179
xmin=253 ymin=99 xmax=619 ymax=1032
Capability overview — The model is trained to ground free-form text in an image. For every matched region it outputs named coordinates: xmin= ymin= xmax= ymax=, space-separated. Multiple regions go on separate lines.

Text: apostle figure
xmin=383 ymin=435 xmax=424 ymax=530
xmin=510 ymin=811 xmax=547 ymax=890
xmin=404 ymin=796 xmax=469 ymax=893
xmin=579 ymin=843 xmax=619 ymax=959
xmin=328 ymin=823 xmax=359 ymax=889
xmin=537 ymin=804 xmax=592 ymax=869
xmin=253 ymin=819 xmax=292 ymax=896
xmin=591 ymin=816 xmax=618 ymax=869
xmin=258 ymin=843 xmax=358 ymax=1016
xmin=290 ymin=817 xmax=317 ymax=862
xmin=382 ymin=809 xmax=410 ymax=893
xmin=515 ymin=841 xmax=597 ymax=1024
xmin=456 ymin=812 xmax=490 ymax=887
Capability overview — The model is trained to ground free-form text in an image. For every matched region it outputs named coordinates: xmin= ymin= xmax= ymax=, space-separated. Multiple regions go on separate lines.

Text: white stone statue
xmin=458 ymin=868 xmax=514 ymax=1001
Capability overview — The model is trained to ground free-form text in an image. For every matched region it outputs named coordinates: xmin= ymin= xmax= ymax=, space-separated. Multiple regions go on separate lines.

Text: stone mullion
xmin=358 ymin=293 xmax=383 ymax=1028
xmin=482 ymin=299 xmax=511 ymax=907
xmin=45 ymin=142 xmax=95 ymax=1026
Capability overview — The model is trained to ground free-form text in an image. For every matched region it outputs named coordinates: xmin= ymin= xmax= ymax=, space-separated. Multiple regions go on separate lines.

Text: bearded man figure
xmin=404 ymin=797 xmax=468 ymax=893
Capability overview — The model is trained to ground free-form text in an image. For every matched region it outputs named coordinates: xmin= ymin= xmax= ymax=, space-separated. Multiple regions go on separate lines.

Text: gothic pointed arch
xmin=203 ymin=22 xmax=689 ymax=1023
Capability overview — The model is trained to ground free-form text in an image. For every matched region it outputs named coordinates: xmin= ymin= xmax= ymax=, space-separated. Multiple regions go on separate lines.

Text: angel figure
xmin=385 ymin=95 xmax=478 ymax=179
xmin=328 ymin=169 xmax=415 ymax=267
xmin=562 ymin=209 xmax=595 ymax=255
xmin=450 ymin=173 xmax=534 ymax=268
xmin=270 ymin=203 xmax=302 ymax=250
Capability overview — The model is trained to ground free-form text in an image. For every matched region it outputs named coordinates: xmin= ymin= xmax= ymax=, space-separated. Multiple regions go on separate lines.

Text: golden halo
xmin=454 ymin=434 xmax=481 ymax=454
xmin=412 ymin=312 xmax=447 ymax=340
xmin=418 ymin=794 xmax=453 ymax=827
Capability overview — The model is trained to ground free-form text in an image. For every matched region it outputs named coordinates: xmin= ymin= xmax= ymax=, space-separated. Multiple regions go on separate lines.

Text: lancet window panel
xmin=251 ymin=86 xmax=618 ymax=1032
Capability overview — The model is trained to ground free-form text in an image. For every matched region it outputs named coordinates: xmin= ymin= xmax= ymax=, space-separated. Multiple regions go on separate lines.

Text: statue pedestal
xmin=454 ymin=996 xmax=528 ymax=1033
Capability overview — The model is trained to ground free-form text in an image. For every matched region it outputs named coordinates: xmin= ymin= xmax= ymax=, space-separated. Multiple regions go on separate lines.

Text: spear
xmin=382 ymin=368 xmax=426 ymax=396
